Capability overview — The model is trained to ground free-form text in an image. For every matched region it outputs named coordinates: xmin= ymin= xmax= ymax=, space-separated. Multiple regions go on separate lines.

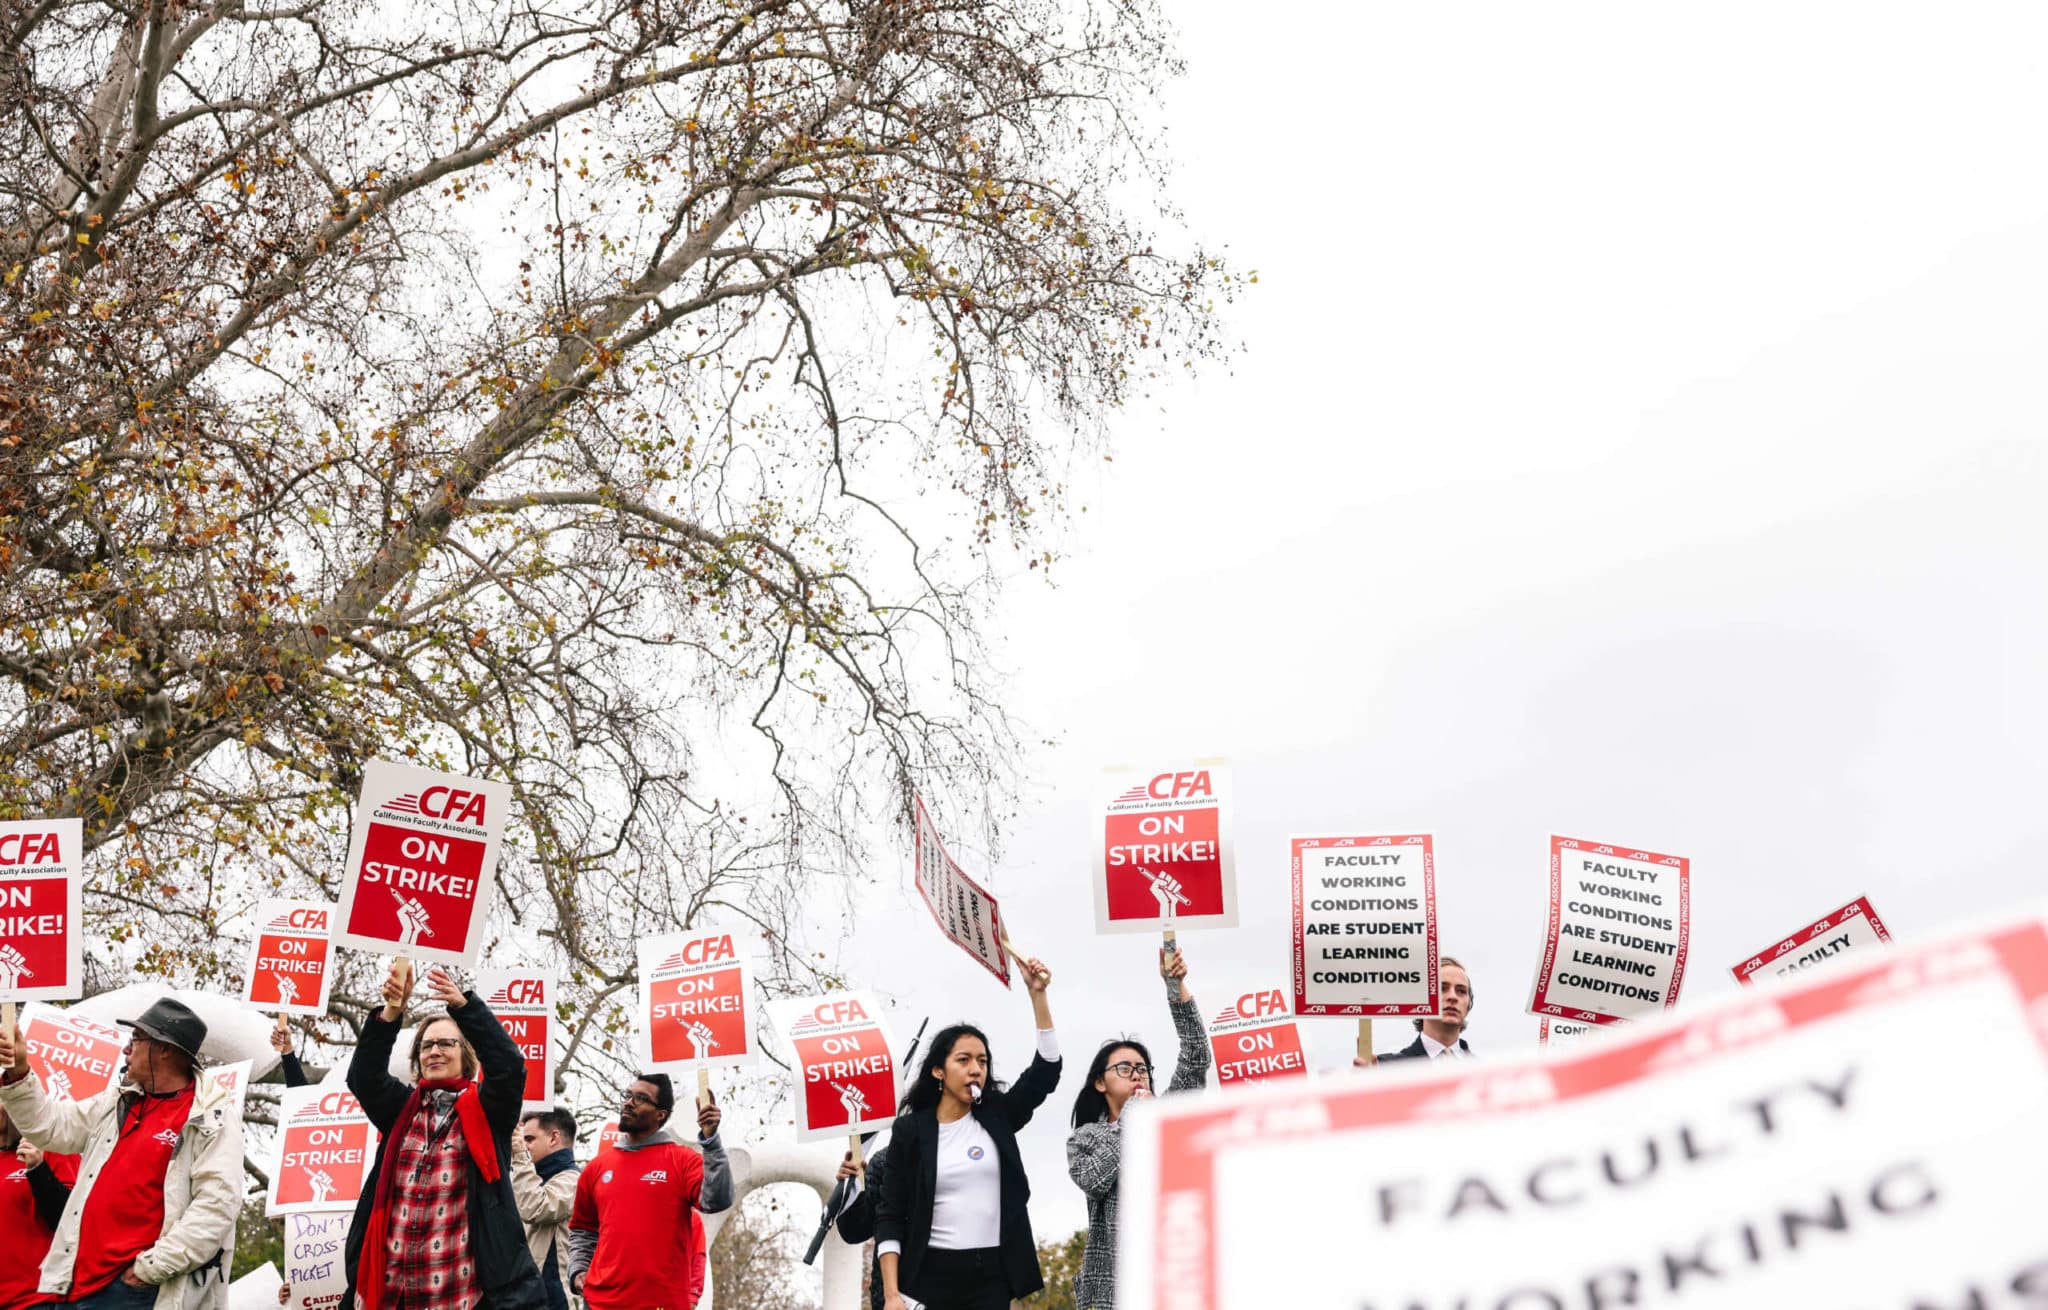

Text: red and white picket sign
xmin=242 ymin=899 xmax=337 ymax=1017
xmin=1290 ymin=832 xmax=1438 ymax=1017
xmin=1731 ymin=895 xmax=1893 ymax=986
xmin=1205 ymin=987 xmax=1307 ymax=1086
xmin=768 ymin=990 xmax=898 ymax=1144
xmin=1526 ymin=833 xmax=1691 ymax=1026
xmin=478 ymin=967 xmax=557 ymax=1111
xmin=333 ymin=760 xmax=510 ymax=968
xmin=1120 ymin=909 xmax=2048 ymax=1310
xmin=18 ymin=1003 xmax=123 ymax=1101
xmin=594 ymin=1120 xmax=621 ymax=1156
xmin=204 ymin=1059 xmax=253 ymax=1122
xmin=268 ymin=1085 xmax=379 ymax=1216
xmin=1093 ymin=764 xmax=1237 ymax=934
xmin=637 ymin=928 xmax=758 ymax=1076
xmin=912 ymin=795 xmax=1011 ymax=987
xmin=0 ymin=818 xmax=83 ymax=1003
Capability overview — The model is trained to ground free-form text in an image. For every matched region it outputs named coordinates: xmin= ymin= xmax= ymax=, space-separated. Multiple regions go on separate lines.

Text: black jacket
xmin=874 ymin=1051 xmax=1062 ymax=1299
xmin=1379 ymin=1034 xmax=1472 ymax=1062
xmin=344 ymin=994 xmax=547 ymax=1310
xmin=835 ymin=1146 xmax=887 ymax=1310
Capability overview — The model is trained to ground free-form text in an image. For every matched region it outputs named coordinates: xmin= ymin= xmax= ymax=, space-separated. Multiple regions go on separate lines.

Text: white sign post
xmin=1527 ymin=833 xmax=1691 ymax=1026
xmin=1119 ymin=910 xmax=2048 ymax=1310
xmin=333 ymin=760 xmax=510 ymax=969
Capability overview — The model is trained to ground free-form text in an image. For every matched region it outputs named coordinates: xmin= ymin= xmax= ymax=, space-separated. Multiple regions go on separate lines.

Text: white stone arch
xmin=702 ymin=1140 xmax=867 ymax=1309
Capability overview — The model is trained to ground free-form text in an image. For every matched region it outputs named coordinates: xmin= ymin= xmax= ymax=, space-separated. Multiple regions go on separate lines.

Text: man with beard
xmin=568 ymin=1075 xmax=732 ymax=1309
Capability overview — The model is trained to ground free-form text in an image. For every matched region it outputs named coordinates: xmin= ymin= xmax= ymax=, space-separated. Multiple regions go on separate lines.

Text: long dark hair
xmin=1070 ymin=1036 xmax=1154 ymax=1129
xmin=898 ymin=1023 xmax=998 ymax=1115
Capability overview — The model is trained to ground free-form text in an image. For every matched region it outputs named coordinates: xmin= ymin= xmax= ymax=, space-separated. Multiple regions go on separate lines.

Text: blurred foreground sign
xmin=1119 ymin=910 xmax=2048 ymax=1310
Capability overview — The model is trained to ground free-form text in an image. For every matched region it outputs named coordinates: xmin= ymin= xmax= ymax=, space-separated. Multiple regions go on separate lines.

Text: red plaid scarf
xmin=357 ymin=1078 xmax=498 ymax=1310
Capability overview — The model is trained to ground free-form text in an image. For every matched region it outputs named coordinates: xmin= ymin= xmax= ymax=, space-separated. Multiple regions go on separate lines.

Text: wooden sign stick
xmin=2 ymin=1000 xmax=15 ymax=1042
xmin=274 ymin=1011 xmax=291 ymax=1037
xmin=850 ymin=1131 xmax=865 ymax=1181
xmin=1355 ymin=1017 xmax=1375 ymax=1065
xmin=696 ymin=1067 xmax=713 ymax=1108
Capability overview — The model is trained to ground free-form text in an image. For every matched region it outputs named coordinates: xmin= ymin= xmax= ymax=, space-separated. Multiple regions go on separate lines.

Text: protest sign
xmin=595 ymin=1120 xmax=621 ymax=1155
xmin=1732 ymin=895 xmax=1893 ymax=986
xmin=1290 ymin=832 xmax=1438 ymax=1016
xmin=205 ymin=1059 xmax=253 ymax=1122
xmin=269 ymin=1085 xmax=378 ymax=1216
xmin=479 ymin=967 xmax=556 ymax=1109
xmin=242 ymin=899 xmax=336 ymax=1017
xmin=768 ymin=990 xmax=898 ymax=1143
xmin=1119 ymin=910 xmax=2048 ymax=1310
xmin=1526 ymin=834 xmax=1691 ymax=1026
xmin=912 ymin=794 xmax=1011 ymax=986
xmin=1206 ymin=986 xmax=1307 ymax=1086
xmin=637 ymin=928 xmax=758 ymax=1076
xmin=1093 ymin=764 xmax=1237 ymax=934
xmin=227 ymin=1262 xmax=285 ymax=1310
xmin=19 ymin=1003 xmax=123 ymax=1101
xmin=333 ymin=759 xmax=510 ymax=968
xmin=283 ymin=1211 xmax=351 ymax=1310
xmin=1537 ymin=1016 xmax=1598 ymax=1048
xmin=0 ymin=818 xmax=83 ymax=1004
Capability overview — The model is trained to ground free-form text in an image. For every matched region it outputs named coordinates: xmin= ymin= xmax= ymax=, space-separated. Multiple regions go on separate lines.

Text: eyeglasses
xmin=1106 ymin=1061 xmax=1153 ymax=1081
xmin=418 ymin=1039 xmax=463 ymax=1054
xmin=621 ymin=1090 xmax=661 ymax=1108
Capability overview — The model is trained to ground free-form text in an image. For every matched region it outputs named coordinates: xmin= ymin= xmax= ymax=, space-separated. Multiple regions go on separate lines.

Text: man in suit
xmin=1377 ymin=956 xmax=1476 ymax=1062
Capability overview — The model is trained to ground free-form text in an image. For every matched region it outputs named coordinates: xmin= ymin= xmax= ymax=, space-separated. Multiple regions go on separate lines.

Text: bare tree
xmin=0 ymin=0 xmax=1234 ymax=1067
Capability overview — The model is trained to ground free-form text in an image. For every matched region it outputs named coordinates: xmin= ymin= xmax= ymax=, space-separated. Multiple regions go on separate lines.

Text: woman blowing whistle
xmin=875 ymin=956 xmax=1061 ymax=1310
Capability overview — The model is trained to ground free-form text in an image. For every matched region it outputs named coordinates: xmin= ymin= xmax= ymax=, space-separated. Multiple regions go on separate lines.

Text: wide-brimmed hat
xmin=116 ymin=997 xmax=208 ymax=1062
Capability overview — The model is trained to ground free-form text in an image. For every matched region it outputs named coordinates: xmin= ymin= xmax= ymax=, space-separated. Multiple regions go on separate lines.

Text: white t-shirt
xmin=928 ymin=1113 xmax=1002 ymax=1250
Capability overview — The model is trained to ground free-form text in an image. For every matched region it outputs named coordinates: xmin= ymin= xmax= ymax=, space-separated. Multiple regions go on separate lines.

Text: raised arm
xmin=348 ymin=959 xmax=419 ymax=1131
xmin=1000 ymin=956 xmax=1063 ymax=1128
xmin=1162 ymin=948 xmax=1210 ymax=1093
xmin=429 ymin=969 xmax=525 ymax=1133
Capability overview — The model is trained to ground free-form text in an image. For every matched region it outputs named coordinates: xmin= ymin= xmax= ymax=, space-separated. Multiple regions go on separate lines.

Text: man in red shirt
xmin=0 ymin=997 xmax=242 ymax=1310
xmin=567 ymin=1074 xmax=732 ymax=1310
xmin=1 ymin=1103 xmax=78 ymax=1310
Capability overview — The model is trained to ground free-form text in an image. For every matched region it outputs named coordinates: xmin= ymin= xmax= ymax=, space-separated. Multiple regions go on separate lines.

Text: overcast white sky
xmin=817 ymin=2 xmax=2048 ymax=1249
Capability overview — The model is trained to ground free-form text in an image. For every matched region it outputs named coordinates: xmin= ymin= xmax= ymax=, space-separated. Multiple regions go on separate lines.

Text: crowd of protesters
xmin=0 ymin=946 xmax=1481 ymax=1310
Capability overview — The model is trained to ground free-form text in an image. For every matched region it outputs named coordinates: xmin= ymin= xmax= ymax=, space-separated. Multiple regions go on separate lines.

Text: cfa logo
xmin=0 ymin=831 xmax=62 ymax=866
xmin=1147 ymin=771 xmax=1212 ymax=801
xmin=287 ymin=908 xmax=329 ymax=931
xmin=813 ymin=998 xmax=870 ymax=1025
xmin=681 ymin=935 xmax=735 ymax=966
xmin=495 ymin=978 xmax=546 ymax=1006
xmin=312 ymin=1092 xmax=363 ymax=1117
xmin=1234 ymin=989 xmax=1287 ymax=1020
xmin=418 ymin=786 xmax=487 ymax=824
xmin=153 ymin=1129 xmax=182 ymax=1147
xmin=643 ymin=1170 xmax=668 ymax=1184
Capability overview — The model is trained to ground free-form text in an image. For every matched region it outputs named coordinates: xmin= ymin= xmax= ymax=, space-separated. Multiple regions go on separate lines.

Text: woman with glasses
xmin=1064 ymin=945 xmax=1209 ymax=1309
xmin=875 ymin=955 xmax=1061 ymax=1310
xmin=344 ymin=960 xmax=546 ymax=1309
